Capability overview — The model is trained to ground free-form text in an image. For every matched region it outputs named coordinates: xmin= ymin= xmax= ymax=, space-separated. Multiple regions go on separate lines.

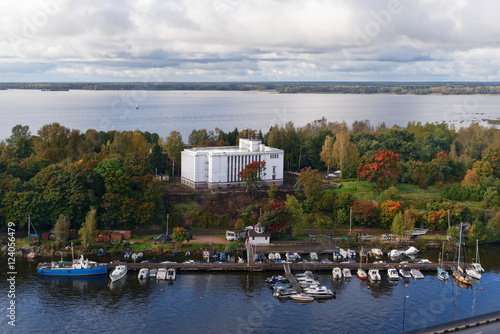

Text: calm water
xmin=1 ymin=90 xmax=499 ymax=141
xmin=1 ymin=246 xmax=500 ymax=333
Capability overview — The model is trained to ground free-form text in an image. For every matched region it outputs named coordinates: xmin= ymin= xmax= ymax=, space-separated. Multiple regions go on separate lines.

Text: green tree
xmin=6 ymin=124 xmax=33 ymax=159
xmin=79 ymin=207 xmax=97 ymax=249
xmin=164 ymin=131 xmax=184 ymax=175
xmin=53 ymin=214 xmax=70 ymax=242
xmin=391 ymin=212 xmax=405 ymax=239
xmin=294 ymin=167 xmax=322 ymax=203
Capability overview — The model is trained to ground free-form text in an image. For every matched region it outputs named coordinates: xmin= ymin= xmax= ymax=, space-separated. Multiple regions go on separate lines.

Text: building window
xmin=272 ymin=166 xmax=276 ymax=180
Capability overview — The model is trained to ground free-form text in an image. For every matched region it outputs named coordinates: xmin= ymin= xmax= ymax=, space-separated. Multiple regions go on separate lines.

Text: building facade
xmin=181 ymin=139 xmax=284 ymax=189
xmin=247 ymin=223 xmax=271 ymax=245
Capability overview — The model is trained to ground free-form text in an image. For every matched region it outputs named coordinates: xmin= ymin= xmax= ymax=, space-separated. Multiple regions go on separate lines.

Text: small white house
xmin=181 ymin=138 xmax=284 ymax=189
xmin=247 ymin=222 xmax=271 ymax=246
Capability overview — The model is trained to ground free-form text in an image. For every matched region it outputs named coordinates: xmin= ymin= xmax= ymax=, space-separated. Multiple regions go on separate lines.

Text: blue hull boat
xmin=37 ymin=255 xmax=107 ymax=276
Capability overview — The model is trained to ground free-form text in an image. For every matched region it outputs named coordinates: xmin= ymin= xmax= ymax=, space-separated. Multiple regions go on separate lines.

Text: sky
xmin=1 ymin=0 xmax=500 ymax=82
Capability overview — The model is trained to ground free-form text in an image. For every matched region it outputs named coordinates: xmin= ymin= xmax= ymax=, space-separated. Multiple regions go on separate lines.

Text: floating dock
xmin=106 ymin=261 xmax=458 ymax=273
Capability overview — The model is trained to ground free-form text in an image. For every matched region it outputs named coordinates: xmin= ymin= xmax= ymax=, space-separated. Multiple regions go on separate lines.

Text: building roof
xmin=248 ymin=228 xmax=271 ymax=238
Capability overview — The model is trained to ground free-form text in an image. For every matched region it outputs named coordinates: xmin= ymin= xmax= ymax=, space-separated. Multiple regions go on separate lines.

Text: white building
xmin=247 ymin=223 xmax=271 ymax=245
xmin=181 ymin=139 xmax=284 ymax=189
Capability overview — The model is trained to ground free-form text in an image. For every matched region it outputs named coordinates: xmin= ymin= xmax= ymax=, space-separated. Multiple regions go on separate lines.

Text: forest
xmin=0 ymin=118 xmax=499 ymax=244
xmin=3 ymin=82 xmax=500 ymax=95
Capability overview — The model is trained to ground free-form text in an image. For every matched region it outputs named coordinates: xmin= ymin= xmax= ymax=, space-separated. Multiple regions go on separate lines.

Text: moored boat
xmin=368 ymin=269 xmax=381 ymax=281
xmin=452 ymin=223 xmax=472 ymax=285
xmin=332 ymin=267 xmax=342 ymax=279
xmin=387 ymin=268 xmax=399 ymax=281
xmin=166 ymin=267 xmax=176 ymax=280
xmin=410 ymin=269 xmax=424 ymax=279
xmin=389 ymin=249 xmax=404 ymax=258
xmin=37 ymin=255 xmax=107 ymax=276
xmin=138 ymin=268 xmax=149 ymax=279
xmin=149 ymin=268 xmax=157 ymax=277
xmin=404 ymin=246 xmax=420 ymax=256
xmin=156 ymin=268 xmax=167 ymax=280
xmin=347 ymin=248 xmax=356 ymax=258
xmin=466 ymin=239 xmax=483 ymax=280
xmin=437 ymin=267 xmax=449 ymax=280
xmin=290 ymin=293 xmax=314 ymax=302
xmin=342 ymin=268 xmax=352 ymax=279
xmin=399 ymin=268 xmax=411 ymax=279
xmin=302 ymin=285 xmax=335 ymax=299
xmin=310 ymin=252 xmax=318 ymax=262
xmin=357 ymin=268 xmax=367 ymax=280
xmin=109 ymin=265 xmax=128 ymax=282
xmin=371 ymin=248 xmax=383 ymax=257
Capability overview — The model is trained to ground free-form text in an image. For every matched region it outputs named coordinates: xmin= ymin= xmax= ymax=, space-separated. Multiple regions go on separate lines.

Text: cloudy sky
xmin=1 ymin=0 xmax=499 ymax=82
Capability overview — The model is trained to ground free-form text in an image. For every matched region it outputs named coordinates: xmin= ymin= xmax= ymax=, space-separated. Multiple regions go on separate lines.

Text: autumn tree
xmin=357 ymin=149 xmax=400 ymax=193
xmin=172 ymin=227 xmax=190 ymax=243
xmin=294 ymin=167 xmax=322 ymax=203
xmin=238 ymin=160 xmax=266 ymax=196
xmin=320 ymin=135 xmax=335 ymax=175
xmin=332 ymin=131 xmax=359 ymax=178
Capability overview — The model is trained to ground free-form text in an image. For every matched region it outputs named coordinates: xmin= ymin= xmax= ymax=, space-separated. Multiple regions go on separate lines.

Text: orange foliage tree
xmin=378 ymin=200 xmax=403 ymax=229
xmin=357 ymin=149 xmax=400 ymax=194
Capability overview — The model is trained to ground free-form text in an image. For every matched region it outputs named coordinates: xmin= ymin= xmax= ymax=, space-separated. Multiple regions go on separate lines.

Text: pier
xmin=106 ymin=261 xmax=458 ymax=273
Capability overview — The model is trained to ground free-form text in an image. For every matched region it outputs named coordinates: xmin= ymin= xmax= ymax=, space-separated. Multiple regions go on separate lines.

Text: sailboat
xmin=452 ymin=223 xmax=472 ymax=285
xmin=357 ymin=254 xmax=367 ymax=280
xmin=437 ymin=242 xmax=449 ymax=280
xmin=466 ymin=239 xmax=483 ymax=280
xmin=136 ymin=103 xmax=139 ymax=109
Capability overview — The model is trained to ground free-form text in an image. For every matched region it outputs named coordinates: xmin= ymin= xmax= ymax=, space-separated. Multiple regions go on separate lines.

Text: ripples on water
xmin=1 ymin=252 xmax=500 ymax=334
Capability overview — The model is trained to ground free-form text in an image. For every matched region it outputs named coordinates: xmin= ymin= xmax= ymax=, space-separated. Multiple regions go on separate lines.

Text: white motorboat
xmin=302 ymin=285 xmax=335 ymax=299
xmin=166 ymin=267 xmax=176 ymax=280
xmin=310 ymin=252 xmax=319 ymax=262
xmin=297 ymin=277 xmax=320 ymax=287
xmin=286 ymin=252 xmax=301 ymax=262
xmin=156 ymin=268 xmax=167 ymax=280
xmin=404 ymin=246 xmax=420 ymax=256
xmin=149 ymin=268 xmax=157 ymax=277
xmin=339 ymin=248 xmax=348 ymax=259
xmin=332 ymin=267 xmax=342 ymax=279
xmin=368 ymin=269 xmax=381 ymax=281
xmin=357 ymin=268 xmax=367 ymax=280
xmin=347 ymin=248 xmax=356 ymax=258
xmin=410 ymin=269 xmax=424 ymax=279
xmin=137 ymin=268 xmax=149 ymax=279
xmin=371 ymin=248 xmax=383 ymax=257
xmin=290 ymin=293 xmax=314 ymax=302
xmin=342 ymin=268 xmax=352 ymax=279
xmin=399 ymin=268 xmax=411 ymax=279
xmin=418 ymin=259 xmax=432 ymax=264
xmin=411 ymin=228 xmax=429 ymax=236
xmin=274 ymin=253 xmax=281 ymax=261
xmin=389 ymin=249 xmax=404 ymax=258
xmin=387 ymin=268 xmax=399 ymax=281
xmin=273 ymin=286 xmax=298 ymax=299
xmin=110 ymin=265 xmax=128 ymax=282
xmin=333 ymin=251 xmax=342 ymax=261
xmin=295 ymin=271 xmax=317 ymax=279
xmin=268 ymin=253 xmax=275 ymax=261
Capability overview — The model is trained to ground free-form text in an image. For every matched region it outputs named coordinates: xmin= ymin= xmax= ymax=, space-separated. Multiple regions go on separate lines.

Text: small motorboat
xmin=387 ymin=268 xmax=399 ymax=281
xmin=274 ymin=253 xmax=281 ymax=261
xmin=399 ymin=268 xmax=411 ymax=279
xmin=290 ymin=293 xmax=314 ymax=302
xmin=266 ymin=275 xmax=289 ymax=284
xmin=410 ymin=269 xmax=424 ymax=279
xmin=273 ymin=287 xmax=298 ymax=299
xmin=156 ymin=268 xmax=167 ymax=280
xmin=295 ymin=271 xmax=317 ymax=280
xmin=124 ymin=251 xmax=131 ymax=260
xmin=302 ymin=285 xmax=335 ymax=299
xmin=185 ymin=251 xmax=191 ymax=257
xmin=268 ymin=253 xmax=275 ymax=261
xmin=359 ymin=249 xmax=367 ymax=258
xmin=166 ymin=267 xmax=176 ymax=280
xmin=310 ymin=252 xmax=318 ymax=262
xmin=110 ymin=265 xmax=128 ymax=282
xmin=404 ymin=246 xmax=420 ymax=256
xmin=220 ymin=253 xmax=227 ymax=261
xmin=339 ymin=248 xmax=348 ymax=259
xmin=333 ymin=251 xmax=342 ymax=261
xmin=371 ymin=248 xmax=383 ymax=257
xmin=418 ymin=259 xmax=432 ymax=264
xmin=389 ymin=249 xmax=404 ymax=258
xmin=357 ymin=268 xmax=367 ymax=280
xmin=321 ymin=258 xmax=333 ymax=264
xmin=137 ymin=252 xmax=144 ymax=258
xmin=297 ymin=277 xmax=320 ymax=287
xmin=368 ymin=269 xmax=381 ymax=281
xmin=332 ymin=267 xmax=342 ymax=280
xmin=138 ymin=268 xmax=149 ymax=279
xmin=149 ymin=268 xmax=157 ymax=277
xmin=131 ymin=253 xmax=138 ymax=262
xmin=437 ymin=267 xmax=449 ymax=280
xmin=286 ymin=252 xmax=300 ymax=262
xmin=347 ymin=248 xmax=356 ymax=258
xmin=342 ymin=268 xmax=352 ymax=279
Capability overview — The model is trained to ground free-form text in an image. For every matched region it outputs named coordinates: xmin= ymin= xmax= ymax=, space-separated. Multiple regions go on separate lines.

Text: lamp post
xmin=447 ymin=210 xmax=450 ymax=229
xmin=349 ymin=207 xmax=352 ymax=235
xmin=403 ymin=295 xmax=409 ymax=334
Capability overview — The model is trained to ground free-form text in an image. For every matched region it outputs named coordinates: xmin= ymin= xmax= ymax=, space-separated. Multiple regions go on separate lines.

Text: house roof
xmin=248 ymin=229 xmax=271 ymax=238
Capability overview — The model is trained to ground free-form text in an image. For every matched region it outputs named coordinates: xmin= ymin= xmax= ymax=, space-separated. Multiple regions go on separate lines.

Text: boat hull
xmin=38 ymin=266 xmax=107 ymax=276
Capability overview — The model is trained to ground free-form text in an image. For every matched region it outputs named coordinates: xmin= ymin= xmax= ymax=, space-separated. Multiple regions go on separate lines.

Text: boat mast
xmin=457 ymin=223 xmax=462 ymax=270
xmin=475 ymin=239 xmax=480 ymax=264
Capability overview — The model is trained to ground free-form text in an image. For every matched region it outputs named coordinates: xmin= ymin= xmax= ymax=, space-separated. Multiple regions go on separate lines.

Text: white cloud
xmin=0 ymin=0 xmax=499 ymax=81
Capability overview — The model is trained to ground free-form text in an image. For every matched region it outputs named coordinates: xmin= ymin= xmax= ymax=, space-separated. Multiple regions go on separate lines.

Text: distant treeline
xmin=3 ymin=82 xmax=500 ymax=95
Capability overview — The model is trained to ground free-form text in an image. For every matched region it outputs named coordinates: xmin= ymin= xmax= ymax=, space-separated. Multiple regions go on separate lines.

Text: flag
xmin=65 ymin=246 xmax=70 ymax=250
